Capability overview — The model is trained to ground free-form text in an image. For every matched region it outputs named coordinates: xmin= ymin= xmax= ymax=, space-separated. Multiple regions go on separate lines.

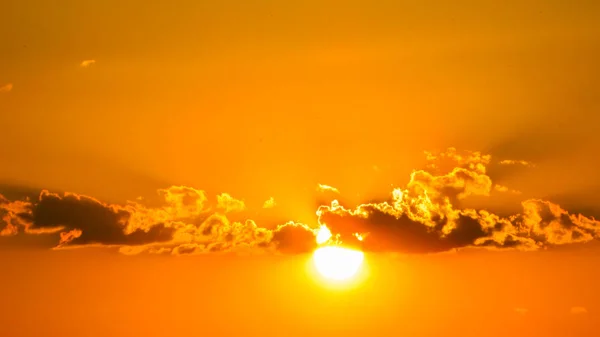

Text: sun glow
xmin=312 ymin=246 xmax=365 ymax=281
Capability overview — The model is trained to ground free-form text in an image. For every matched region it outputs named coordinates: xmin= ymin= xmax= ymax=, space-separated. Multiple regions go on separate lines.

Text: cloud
xmin=494 ymin=184 xmax=522 ymax=195
xmin=59 ymin=229 xmax=82 ymax=245
xmin=271 ymin=222 xmax=318 ymax=254
xmin=0 ymin=187 xmax=317 ymax=255
xmin=0 ymin=187 xmax=191 ymax=247
xmin=0 ymin=223 xmax=18 ymax=236
xmin=0 ymin=195 xmax=33 ymax=236
xmin=316 ymin=148 xmax=600 ymax=254
xmin=317 ymin=200 xmax=508 ymax=253
xmin=263 ymin=197 xmax=276 ymax=209
xmin=166 ymin=219 xmax=315 ymax=255
xmin=499 ymin=159 xmax=535 ymax=167
xmin=571 ymin=307 xmax=588 ymax=314
xmin=80 ymin=60 xmax=96 ymax=68
xmin=494 ymin=185 xmax=509 ymax=193
xmin=216 ymin=193 xmax=245 ymax=213
xmin=157 ymin=185 xmax=208 ymax=218
xmin=317 ymin=184 xmax=340 ymax=194
xmin=0 ymin=83 xmax=13 ymax=92
xmin=185 ymin=216 xmax=271 ymax=252
xmin=171 ymin=243 xmax=205 ymax=255
xmin=424 ymin=147 xmax=491 ymax=168
xmin=119 ymin=245 xmax=171 ymax=255
xmin=24 ymin=190 xmax=175 ymax=247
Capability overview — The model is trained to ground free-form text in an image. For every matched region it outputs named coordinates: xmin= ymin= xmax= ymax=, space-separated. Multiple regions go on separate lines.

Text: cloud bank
xmin=1 ymin=148 xmax=599 ymax=255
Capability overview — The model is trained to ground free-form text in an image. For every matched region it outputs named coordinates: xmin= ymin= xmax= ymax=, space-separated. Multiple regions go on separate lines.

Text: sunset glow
xmin=1 ymin=1 xmax=599 ymax=336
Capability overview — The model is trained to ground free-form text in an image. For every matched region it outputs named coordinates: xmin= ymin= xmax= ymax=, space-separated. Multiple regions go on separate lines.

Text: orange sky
xmin=1 ymin=0 xmax=600 ymax=336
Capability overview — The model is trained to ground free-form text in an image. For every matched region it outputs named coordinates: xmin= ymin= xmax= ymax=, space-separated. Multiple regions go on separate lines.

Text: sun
xmin=311 ymin=225 xmax=366 ymax=282
xmin=312 ymin=246 xmax=365 ymax=281
xmin=315 ymin=225 xmax=332 ymax=244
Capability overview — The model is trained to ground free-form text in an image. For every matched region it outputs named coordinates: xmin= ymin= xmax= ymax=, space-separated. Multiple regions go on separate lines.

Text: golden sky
xmin=1 ymin=0 xmax=599 ymax=336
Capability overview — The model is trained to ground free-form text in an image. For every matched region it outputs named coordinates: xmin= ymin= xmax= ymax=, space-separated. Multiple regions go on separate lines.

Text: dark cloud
xmin=1 ymin=187 xmax=318 ymax=255
xmin=319 ymin=205 xmax=439 ymax=253
xmin=318 ymin=204 xmax=496 ymax=253
xmin=25 ymin=191 xmax=175 ymax=246
xmin=271 ymin=222 xmax=317 ymax=254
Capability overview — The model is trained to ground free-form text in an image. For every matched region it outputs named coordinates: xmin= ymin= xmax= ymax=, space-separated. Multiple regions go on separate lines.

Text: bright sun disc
xmin=313 ymin=246 xmax=364 ymax=281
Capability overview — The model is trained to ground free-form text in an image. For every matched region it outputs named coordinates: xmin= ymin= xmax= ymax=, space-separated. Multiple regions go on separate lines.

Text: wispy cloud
xmin=317 ymin=184 xmax=339 ymax=194
xmin=499 ymin=159 xmax=535 ymax=167
xmin=0 ymin=83 xmax=13 ymax=92
xmin=571 ymin=306 xmax=588 ymax=314
xmin=263 ymin=197 xmax=276 ymax=209
xmin=494 ymin=184 xmax=522 ymax=195
xmin=80 ymin=59 xmax=96 ymax=68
